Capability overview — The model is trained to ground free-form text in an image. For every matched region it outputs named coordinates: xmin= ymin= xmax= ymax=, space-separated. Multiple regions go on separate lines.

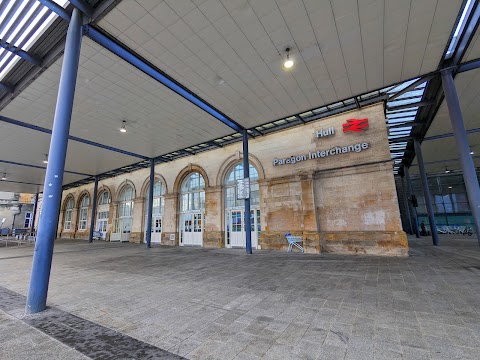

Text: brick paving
xmin=0 ymin=235 xmax=479 ymax=359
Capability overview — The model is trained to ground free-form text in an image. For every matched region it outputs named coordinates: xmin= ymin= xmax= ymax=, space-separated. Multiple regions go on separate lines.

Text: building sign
xmin=342 ymin=118 xmax=369 ymax=132
xmin=274 ymin=117 xmax=370 ymax=166
xmin=236 ymin=178 xmax=250 ymax=199
xmin=315 ymin=127 xmax=335 ymax=138
xmin=273 ymin=142 xmax=369 ymax=166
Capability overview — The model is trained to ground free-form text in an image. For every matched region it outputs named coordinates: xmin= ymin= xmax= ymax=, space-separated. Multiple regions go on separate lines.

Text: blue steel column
xmin=404 ymin=167 xmax=420 ymax=238
xmin=441 ymin=69 xmax=480 ymax=245
xmin=400 ymin=175 xmax=413 ymax=235
xmin=414 ymin=140 xmax=439 ymax=246
xmin=145 ymin=159 xmax=154 ymax=248
xmin=31 ymin=193 xmax=39 ymax=235
xmin=88 ymin=176 xmax=98 ymax=242
xmin=243 ymin=131 xmax=252 ymax=254
xmin=25 ymin=8 xmax=83 ymax=314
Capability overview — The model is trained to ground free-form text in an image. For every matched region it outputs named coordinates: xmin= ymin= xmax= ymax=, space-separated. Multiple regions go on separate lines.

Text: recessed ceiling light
xmin=284 ymin=47 xmax=294 ymax=69
xmin=120 ymin=120 xmax=127 ymax=133
xmin=445 ymin=166 xmax=450 ymax=174
xmin=1 ymin=173 xmax=6 ymax=180
xmin=448 ymin=186 xmax=453 ymax=189
xmin=43 ymin=154 xmax=48 ymax=164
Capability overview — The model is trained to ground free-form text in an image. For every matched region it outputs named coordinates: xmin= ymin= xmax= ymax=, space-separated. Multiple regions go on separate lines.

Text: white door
xmin=96 ymin=210 xmax=109 ymax=240
xmin=180 ymin=212 xmax=203 ymax=246
xmin=145 ymin=215 xmax=162 ymax=243
xmin=226 ymin=209 xmax=259 ymax=249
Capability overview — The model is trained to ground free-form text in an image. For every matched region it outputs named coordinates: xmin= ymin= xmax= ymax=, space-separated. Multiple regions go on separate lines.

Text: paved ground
xmin=0 ymin=235 xmax=479 ymax=359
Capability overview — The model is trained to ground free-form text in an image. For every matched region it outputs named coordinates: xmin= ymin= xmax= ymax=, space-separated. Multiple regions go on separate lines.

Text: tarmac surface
xmin=0 ymin=235 xmax=479 ymax=359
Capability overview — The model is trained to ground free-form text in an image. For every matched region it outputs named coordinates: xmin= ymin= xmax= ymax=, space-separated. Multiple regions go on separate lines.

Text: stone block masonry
xmin=55 ymin=103 xmax=407 ymax=256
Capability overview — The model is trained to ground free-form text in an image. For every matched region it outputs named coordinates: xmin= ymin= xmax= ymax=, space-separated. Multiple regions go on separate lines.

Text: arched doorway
xmin=225 ymin=163 xmax=260 ymax=249
xmin=179 ymin=172 xmax=205 ymax=246
xmin=112 ymin=185 xmax=134 ymax=242
xmin=144 ymin=180 xmax=165 ymax=244
xmin=96 ymin=190 xmax=110 ymax=240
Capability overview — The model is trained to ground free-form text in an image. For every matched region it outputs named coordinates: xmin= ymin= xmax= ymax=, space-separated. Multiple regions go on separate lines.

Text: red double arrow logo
xmin=342 ymin=118 xmax=369 ymax=133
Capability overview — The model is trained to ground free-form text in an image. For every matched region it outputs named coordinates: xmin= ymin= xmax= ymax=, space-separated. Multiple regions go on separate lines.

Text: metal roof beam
xmin=0 ymin=39 xmax=42 ymax=66
xmin=388 ymin=75 xmax=435 ymax=101
xmin=453 ymin=1 xmax=480 ymax=65
xmin=69 ymin=0 xmax=94 ymax=18
xmin=457 ymin=57 xmax=480 ymax=73
xmin=0 ymin=159 xmax=92 ymax=177
xmin=0 ymin=83 xmax=14 ymax=93
xmin=83 ymin=25 xmax=245 ymax=133
xmin=387 ymin=100 xmax=435 ymax=112
xmin=0 ymin=115 xmax=149 ymax=160
xmin=423 ymin=127 xmax=480 ymax=141
xmin=37 ymin=0 xmax=71 ymax=21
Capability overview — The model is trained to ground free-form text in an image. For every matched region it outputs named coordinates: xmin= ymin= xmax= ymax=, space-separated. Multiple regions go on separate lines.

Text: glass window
xmin=119 ymin=186 xmax=134 ymax=219
xmin=64 ymin=197 xmax=74 ymax=230
xmin=24 ymin=212 xmax=32 ymax=228
xmin=225 ymin=164 xmax=259 ymax=208
xmin=145 ymin=180 xmax=166 ymax=215
xmin=180 ymin=173 xmax=205 ymax=212
xmin=78 ymin=195 xmax=90 ymax=230
xmin=98 ymin=191 xmax=110 ymax=205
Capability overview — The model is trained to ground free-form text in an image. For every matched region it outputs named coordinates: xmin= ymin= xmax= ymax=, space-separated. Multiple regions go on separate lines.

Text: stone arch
xmin=62 ymin=193 xmax=75 ymax=211
xmin=96 ymin=185 xmax=112 ymax=205
xmin=114 ymin=180 xmax=137 ymax=202
xmin=173 ymin=164 xmax=209 ymax=195
xmin=75 ymin=190 xmax=91 ymax=209
xmin=216 ymin=153 xmax=265 ymax=186
xmin=140 ymin=173 xmax=168 ymax=198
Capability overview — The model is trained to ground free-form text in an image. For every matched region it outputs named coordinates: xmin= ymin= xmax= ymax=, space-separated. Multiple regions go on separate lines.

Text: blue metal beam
xmin=0 ymin=115 xmax=149 ymax=160
xmin=69 ymin=0 xmax=94 ymax=18
xmin=423 ymin=127 xmax=480 ymax=141
xmin=0 ymin=159 xmax=92 ymax=177
xmin=457 ymin=57 xmax=480 ymax=73
xmin=37 ymin=0 xmax=70 ymax=21
xmin=0 ymin=83 xmax=14 ymax=93
xmin=83 ymin=25 xmax=245 ymax=133
xmin=0 ymin=39 xmax=41 ymax=66
xmin=453 ymin=1 xmax=480 ymax=65
xmin=0 ymin=179 xmax=42 ymax=186
xmin=26 ymin=7 xmax=84 ymax=315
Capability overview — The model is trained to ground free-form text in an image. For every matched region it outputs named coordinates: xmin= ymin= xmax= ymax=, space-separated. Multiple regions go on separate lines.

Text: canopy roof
xmin=0 ymin=0 xmax=477 ymax=193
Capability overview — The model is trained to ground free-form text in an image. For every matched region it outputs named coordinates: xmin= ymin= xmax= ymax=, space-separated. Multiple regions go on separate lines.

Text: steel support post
xmin=404 ymin=167 xmax=420 ymax=238
xmin=25 ymin=8 xmax=83 ymax=314
xmin=414 ymin=140 xmax=439 ymax=246
xmin=88 ymin=176 xmax=98 ymax=242
xmin=145 ymin=159 xmax=154 ymax=248
xmin=441 ymin=69 xmax=480 ymax=245
xmin=31 ymin=193 xmax=39 ymax=235
xmin=401 ymin=175 xmax=413 ymax=235
xmin=242 ymin=131 xmax=252 ymax=254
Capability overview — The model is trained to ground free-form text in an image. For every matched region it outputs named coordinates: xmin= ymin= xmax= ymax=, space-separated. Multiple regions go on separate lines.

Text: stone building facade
xmin=55 ymin=103 xmax=407 ymax=255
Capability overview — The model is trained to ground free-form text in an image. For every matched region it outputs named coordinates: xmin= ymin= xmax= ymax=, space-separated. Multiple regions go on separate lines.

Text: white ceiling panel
xmin=97 ymin=0 xmax=462 ymax=128
xmin=0 ymin=120 xmax=143 ymax=179
xmin=0 ymin=37 xmax=234 ymax=160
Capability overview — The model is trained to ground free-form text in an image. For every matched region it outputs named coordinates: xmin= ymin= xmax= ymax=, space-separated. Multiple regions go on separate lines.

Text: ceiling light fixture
xmin=120 ymin=120 xmax=127 ymax=133
xmin=470 ymin=147 xmax=474 ymax=155
xmin=1 ymin=173 xmax=6 ymax=180
xmin=448 ymin=186 xmax=453 ymax=189
xmin=445 ymin=166 xmax=450 ymax=174
xmin=283 ymin=47 xmax=294 ymax=69
xmin=43 ymin=154 xmax=48 ymax=164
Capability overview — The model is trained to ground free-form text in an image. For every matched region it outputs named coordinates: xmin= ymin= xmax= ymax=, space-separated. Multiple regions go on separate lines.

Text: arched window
xmin=225 ymin=164 xmax=259 ymax=208
xmin=98 ymin=190 xmax=110 ymax=205
xmin=145 ymin=180 xmax=166 ymax=215
xmin=64 ymin=197 xmax=74 ymax=230
xmin=180 ymin=172 xmax=205 ymax=212
xmin=119 ymin=186 xmax=134 ymax=218
xmin=78 ymin=195 xmax=90 ymax=230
